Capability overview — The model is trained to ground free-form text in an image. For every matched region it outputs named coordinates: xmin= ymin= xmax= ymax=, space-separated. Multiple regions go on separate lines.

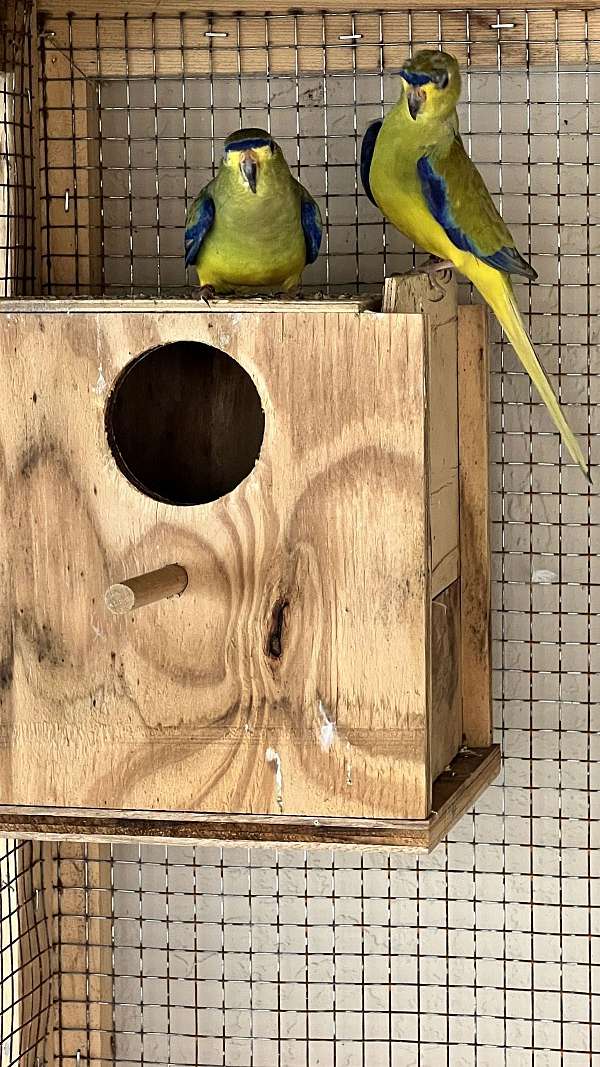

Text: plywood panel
xmin=10 ymin=842 xmax=55 ymax=1067
xmin=0 ymin=296 xmax=377 ymax=314
xmin=53 ymin=843 xmax=114 ymax=1066
xmin=0 ymin=747 xmax=502 ymax=852
xmin=37 ymin=8 xmax=598 ymax=79
xmin=38 ymin=4 xmax=600 ymax=72
xmin=0 ymin=306 xmax=431 ymax=820
xmin=1 ymin=0 xmax=39 ymax=297
xmin=40 ymin=52 xmax=101 ymax=293
xmin=0 ymin=73 xmax=15 ymax=297
xmin=383 ymin=272 xmax=460 ymax=599
xmin=430 ymin=578 xmax=462 ymax=781
xmin=458 ymin=304 xmax=492 ymax=747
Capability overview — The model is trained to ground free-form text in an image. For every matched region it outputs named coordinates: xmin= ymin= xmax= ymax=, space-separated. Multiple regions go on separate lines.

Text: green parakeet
xmin=361 ymin=49 xmax=589 ymax=481
xmin=185 ymin=128 xmax=322 ymax=297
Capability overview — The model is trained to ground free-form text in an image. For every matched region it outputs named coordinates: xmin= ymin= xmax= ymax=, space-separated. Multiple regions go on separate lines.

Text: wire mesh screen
xmin=0 ymin=1 xmax=36 ymax=296
xmin=38 ymin=7 xmax=600 ymax=303
xmin=51 ymin=829 xmax=597 ymax=1067
xmin=0 ymin=840 xmax=52 ymax=1067
xmin=2 ymin=4 xmax=595 ymax=1065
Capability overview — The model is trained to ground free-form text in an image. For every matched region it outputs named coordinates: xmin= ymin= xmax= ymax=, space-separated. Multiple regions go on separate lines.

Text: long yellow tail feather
xmin=469 ymin=265 xmax=590 ymax=483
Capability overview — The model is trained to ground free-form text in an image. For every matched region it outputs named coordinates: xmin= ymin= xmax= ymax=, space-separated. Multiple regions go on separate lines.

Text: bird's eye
xmin=269 ymin=140 xmax=276 ymax=153
xmin=436 ymin=71 xmax=449 ymax=89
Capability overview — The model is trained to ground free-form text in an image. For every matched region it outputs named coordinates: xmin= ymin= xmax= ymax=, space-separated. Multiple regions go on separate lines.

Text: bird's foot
xmin=258 ymin=289 xmax=302 ymax=302
xmin=198 ymin=284 xmax=217 ymax=307
xmin=419 ymin=256 xmax=454 ymax=276
xmin=187 ymin=284 xmax=216 ymax=306
xmin=409 ymin=258 xmax=454 ymax=301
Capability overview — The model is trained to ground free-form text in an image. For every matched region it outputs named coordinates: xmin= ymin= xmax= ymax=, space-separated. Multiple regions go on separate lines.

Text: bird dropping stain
xmin=265 ymin=748 xmax=284 ymax=812
xmin=532 ymin=568 xmax=558 ymax=585
xmin=318 ymin=699 xmax=337 ymax=752
xmin=93 ymin=365 xmax=107 ymax=396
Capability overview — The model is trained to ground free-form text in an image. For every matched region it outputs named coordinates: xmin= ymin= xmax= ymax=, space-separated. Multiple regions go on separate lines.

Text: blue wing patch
xmin=416 ymin=155 xmax=477 ymax=254
xmin=416 ymin=155 xmax=536 ymax=279
xmin=184 ymin=194 xmax=215 ymax=268
xmin=482 ymin=245 xmax=538 ymax=278
xmin=360 ymin=120 xmax=383 ymax=206
xmin=301 ymin=199 xmax=322 ymax=265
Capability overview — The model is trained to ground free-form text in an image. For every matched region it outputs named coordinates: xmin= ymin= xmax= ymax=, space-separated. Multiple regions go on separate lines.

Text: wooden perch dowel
xmin=105 ymin=564 xmax=188 ymax=614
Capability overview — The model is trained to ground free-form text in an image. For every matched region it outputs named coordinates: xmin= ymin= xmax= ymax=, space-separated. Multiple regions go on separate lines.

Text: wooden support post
xmin=457 ymin=304 xmax=492 ymax=746
xmin=38 ymin=41 xmax=101 ymax=294
xmin=52 ymin=842 xmax=114 ymax=1066
xmin=0 ymin=841 xmax=55 ymax=1066
xmin=382 ymin=271 xmax=460 ymax=598
xmin=430 ymin=579 xmax=462 ymax=780
xmin=1 ymin=0 xmax=39 ymax=296
xmin=30 ymin=0 xmax=42 ymax=296
xmin=105 ymin=562 xmax=188 ymax=614
xmin=383 ymin=270 xmax=462 ymax=797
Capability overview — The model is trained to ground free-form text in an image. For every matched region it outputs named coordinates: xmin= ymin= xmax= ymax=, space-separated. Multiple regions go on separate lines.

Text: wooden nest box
xmin=0 ymin=273 xmax=498 ymax=851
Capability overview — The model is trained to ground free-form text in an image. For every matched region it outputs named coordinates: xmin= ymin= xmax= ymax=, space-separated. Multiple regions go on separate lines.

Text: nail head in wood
xmin=105 ymin=563 xmax=188 ymax=615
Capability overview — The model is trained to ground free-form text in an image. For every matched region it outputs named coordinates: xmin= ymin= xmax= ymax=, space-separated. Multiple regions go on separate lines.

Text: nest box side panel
xmin=0 ymin=309 xmax=431 ymax=822
xmin=458 ymin=304 xmax=493 ymax=747
xmin=430 ymin=579 xmax=462 ymax=781
xmin=383 ymin=273 xmax=460 ymax=599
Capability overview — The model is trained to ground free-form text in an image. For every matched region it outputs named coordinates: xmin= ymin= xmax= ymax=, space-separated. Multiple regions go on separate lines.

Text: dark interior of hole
xmin=106 ymin=341 xmax=265 ymax=506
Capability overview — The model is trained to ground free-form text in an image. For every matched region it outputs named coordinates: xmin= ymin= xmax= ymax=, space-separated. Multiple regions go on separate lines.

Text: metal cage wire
xmin=0 ymin=841 xmax=52 ymax=1067
xmin=0 ymin=0 xmax=36 ymax=296
xmin=0 ymin=5 xmax=598 ymax=1066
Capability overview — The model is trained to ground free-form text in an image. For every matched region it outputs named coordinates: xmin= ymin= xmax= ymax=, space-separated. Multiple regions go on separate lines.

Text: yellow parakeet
xmin=185 ymin=128 xmax=322 ymax=298
xmin=361 ymin=49 xmax=589 ymax=481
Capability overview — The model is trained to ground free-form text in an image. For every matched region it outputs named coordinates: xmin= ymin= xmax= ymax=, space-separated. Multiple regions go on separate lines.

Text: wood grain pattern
xmin=37 ymin=0 xmax=600 ymax=10
xmin=1 ymin=0 xmax=39 ymax=298
xmin=0 ymin=746 xmax=501 ymax=853
xmin=31 ymin=2 xmax=43 ymax=298
xmin=37 ymin=6 xmax=600 ymax=76
xmin=383 ymin=271 xmax=460 ymax=600
xmin=14 ymin=842 xmax=54 ymax=1066
xmin=458 ymin=304 xmax=492 ymax=747
xmin=0 ymin=841 xmax=20 ymax=1061
xmin=0 ymin=1 xmax=17 ymax=73
xmin=0 ymin=296 xmax=378 ymax=314
xmin=0 ymin=304 xmax=432 ymax=821
xmin=430 ymin=579 xmax=462 ymax=782
xmin=39 ymin=50 xmax=101 ymax=294
xmin=54 ymin=842 xmax=114 ymax=1065
xmin=0 ymin=74 xmax=12 ymax=297
xmin=39 ymin=844 xmax=56 ymax=1067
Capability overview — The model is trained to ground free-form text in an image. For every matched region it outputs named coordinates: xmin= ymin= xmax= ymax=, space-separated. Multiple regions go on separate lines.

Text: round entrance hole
xmin=105 ymin=341 xmax=265 ymax=506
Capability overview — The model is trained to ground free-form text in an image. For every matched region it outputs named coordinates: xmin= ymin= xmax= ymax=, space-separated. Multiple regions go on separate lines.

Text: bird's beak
xmin=407 ymin=86 xmax=425 ymax=120
xmin=240 ymin=150 xmax=258 ymax=194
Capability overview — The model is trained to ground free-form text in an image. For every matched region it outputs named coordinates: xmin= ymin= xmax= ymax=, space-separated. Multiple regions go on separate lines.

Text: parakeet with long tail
xmin=361 ymin=50 xmax=589 ymax=481
xmin=185 ymin=128 xmax=322 ymax=297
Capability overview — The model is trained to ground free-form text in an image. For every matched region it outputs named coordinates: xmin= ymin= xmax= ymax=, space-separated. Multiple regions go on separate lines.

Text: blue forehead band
xmin=398 ymin=69 xmax=432 ymax=87
xmin=225 ymin=137 xmax=273 ymax=153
